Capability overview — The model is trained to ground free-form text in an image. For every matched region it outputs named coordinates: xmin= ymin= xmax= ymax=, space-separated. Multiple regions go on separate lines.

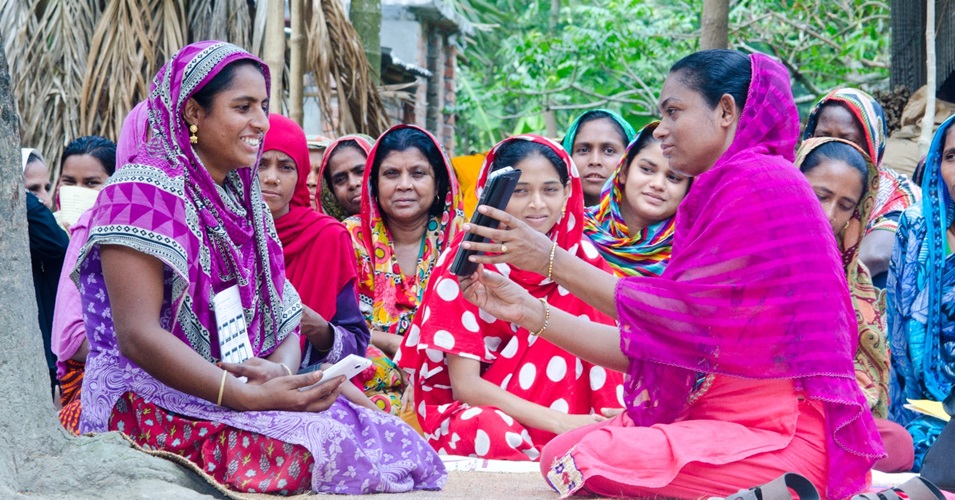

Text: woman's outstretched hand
xmin=462 ymin=205 xmax=554 ymax=277
xmin=458 ymin=266 xmax=538 ymax=327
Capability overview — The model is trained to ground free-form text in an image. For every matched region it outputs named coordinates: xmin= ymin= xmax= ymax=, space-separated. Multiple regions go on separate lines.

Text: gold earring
xmin=842 ymin=221 xmax=850 ymax=232
xmin=189 ymin=124 xmax=198 ymax=145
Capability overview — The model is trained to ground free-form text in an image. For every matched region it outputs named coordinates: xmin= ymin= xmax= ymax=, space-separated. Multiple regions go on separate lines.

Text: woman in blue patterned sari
xmin=887 ymin=114 xmax=955 ymax=470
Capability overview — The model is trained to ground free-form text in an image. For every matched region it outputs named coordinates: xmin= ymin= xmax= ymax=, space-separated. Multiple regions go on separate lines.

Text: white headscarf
xmin=21 ymin=148 xmax=42 ymax=172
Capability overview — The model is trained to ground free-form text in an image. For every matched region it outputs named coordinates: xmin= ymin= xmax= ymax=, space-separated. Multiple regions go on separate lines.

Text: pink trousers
xmin=539 ymin=375 xmax=835 ymax=499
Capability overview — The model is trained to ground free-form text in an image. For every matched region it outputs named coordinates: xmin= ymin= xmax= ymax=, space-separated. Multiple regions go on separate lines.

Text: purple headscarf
xmin=77 ymin=41 xmax=299 ymax=361
xmin=115 ymin=100 xmax=149 ymax=167
xmin=615 ymin=53 xmax=882 ymax=498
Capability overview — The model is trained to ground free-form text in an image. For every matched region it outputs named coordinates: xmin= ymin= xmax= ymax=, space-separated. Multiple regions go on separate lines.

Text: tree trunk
xmin=0 ymin=28 xmax=222 ymax=499
xmin=264 ymin=0 xmax=287 ymax=113
xmin=700 ymin=0 xmax=729 ymax=50
xmin=289 ymin=0 xmax=305 ymax=125
xmin=919 ymin=0 xmax=937 ymax=156
xmin=350 ymin=0 xmax=381 ymax=84
xmin=544 ymin=0 xmax=560 ymax=138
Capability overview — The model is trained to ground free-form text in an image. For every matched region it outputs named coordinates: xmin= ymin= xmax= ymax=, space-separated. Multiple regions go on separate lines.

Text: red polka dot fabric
xmin=397 ymin=135 xmax=624 ymax=461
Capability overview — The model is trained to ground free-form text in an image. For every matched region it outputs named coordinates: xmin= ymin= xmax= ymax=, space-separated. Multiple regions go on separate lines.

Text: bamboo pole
xmin=919 ymin=0 xmax=936 ymax=156
xmin=264 ymin=0 xmax=286 ymax=113
xmin=289 ymin=0 xmax=304 ymax=125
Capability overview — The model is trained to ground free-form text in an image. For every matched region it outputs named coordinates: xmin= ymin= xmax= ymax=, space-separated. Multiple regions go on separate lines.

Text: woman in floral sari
xmin=797 ymin=137 xmax=914 ymax=472
xmin=804 ymin=88 xmax=919 ymax=287
xmin=344 ymin=124 xmax=464 ymax=414
xmin=888 ymin=114 xmax=955 ymax=470
xmin=74 ymin=41 xmax=444 ymax=494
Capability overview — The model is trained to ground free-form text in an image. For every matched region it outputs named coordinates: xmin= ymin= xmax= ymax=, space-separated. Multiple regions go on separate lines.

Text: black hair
xmin=913 ymin=155 xmax=927 ymax=187
xmin=622 ymin=123 xmax=661 ymax=173
xmin=490 ymin=140 xmax=569 ymax=186
xmin=322 ymin=140 xmax=367 ymax=186
xmin=26 ymin=151 xmax=43 ymax=166
xmin=370 ymin=127 xmax=451 ymax=217
xmin=669 ymin=49 xmax=751 ymax=112
xmin=799 ymin=141 xmax=869 ymax=192
xmin=191 ymin=59 xmax=265 ymax=112
xmin=61 ymin=135 xmax=117 ymax=176
xmin=571 ymin=111 xmax=628 ymax=148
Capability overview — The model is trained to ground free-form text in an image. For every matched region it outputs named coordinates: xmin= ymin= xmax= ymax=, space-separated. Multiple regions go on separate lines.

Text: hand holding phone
xmin=450 ymin=166 xmax=522 ymax=276
xmin=298 ymin=354 xmax=372 ymax=391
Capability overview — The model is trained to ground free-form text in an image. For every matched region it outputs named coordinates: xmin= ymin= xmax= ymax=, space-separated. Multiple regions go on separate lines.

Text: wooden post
xmin=264 ymin=0 xmax=286 ymax=113
xmin=919 ymin=0 xmax=937 ymax=156
xmin=289 ymin=0 xmax=305 ymax=125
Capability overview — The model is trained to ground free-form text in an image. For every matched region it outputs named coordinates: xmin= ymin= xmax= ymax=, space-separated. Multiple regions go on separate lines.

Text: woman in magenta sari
xmin=73 ymin=41 xmax=444 ymax=495
xmin=456 ymin=50 xmax=882 ymax=498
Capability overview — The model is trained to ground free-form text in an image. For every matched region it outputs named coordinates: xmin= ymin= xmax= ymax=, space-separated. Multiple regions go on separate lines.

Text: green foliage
xmin=450 ymin=0 xmax=890 ymax=153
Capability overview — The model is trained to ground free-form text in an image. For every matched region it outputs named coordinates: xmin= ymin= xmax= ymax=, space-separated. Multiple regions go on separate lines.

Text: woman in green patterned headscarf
xmin=562 ymin=109 xmax=636 ymax=206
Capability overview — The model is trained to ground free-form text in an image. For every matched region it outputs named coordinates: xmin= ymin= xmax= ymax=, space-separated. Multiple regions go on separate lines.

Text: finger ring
xmin=501 ymin=244 xmax=508 ymax=254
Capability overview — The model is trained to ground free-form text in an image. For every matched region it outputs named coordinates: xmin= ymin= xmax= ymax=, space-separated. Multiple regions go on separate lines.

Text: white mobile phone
xmin=299 ymin=354 xmax=371 ymax=391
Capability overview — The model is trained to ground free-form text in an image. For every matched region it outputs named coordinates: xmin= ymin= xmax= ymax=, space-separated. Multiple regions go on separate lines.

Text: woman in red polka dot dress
xmin=396 ymin=135 xmax=624 ymax=461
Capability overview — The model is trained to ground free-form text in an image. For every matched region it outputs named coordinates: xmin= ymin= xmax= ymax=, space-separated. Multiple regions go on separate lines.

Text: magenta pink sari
xmin=614 ymin=53 xmax=883 ymax=498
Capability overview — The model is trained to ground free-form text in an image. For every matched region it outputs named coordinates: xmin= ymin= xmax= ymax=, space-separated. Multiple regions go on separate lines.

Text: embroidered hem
xmin=547 ymin=446 xmax=586 ymax=499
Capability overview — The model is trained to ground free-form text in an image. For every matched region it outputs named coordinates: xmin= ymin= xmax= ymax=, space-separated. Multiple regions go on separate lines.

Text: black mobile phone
xmin=450 ymin=167 xmax=522 ymax=277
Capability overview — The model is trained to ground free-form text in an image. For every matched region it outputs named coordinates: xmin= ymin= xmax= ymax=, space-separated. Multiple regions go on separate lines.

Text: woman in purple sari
xmin=456 ymin=50 xmax=882 ymax=498
xmin=73 ymin=41 xmax=445 ymax=495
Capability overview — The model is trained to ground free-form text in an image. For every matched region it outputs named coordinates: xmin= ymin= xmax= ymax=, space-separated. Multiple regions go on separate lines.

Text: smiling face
xmin=571 ymin=117 xmax=627 ymax=204
xmin=376 ymin=148 xmax=437 ymax=225
xmin=617 ymin=141 xmax=688 ymax=232
xmin=258 ymin=149 xmax=298 ymax=219
xmin=186 ymin=64 xmax=270 ymax=185
xmin=654 ymin=72 xmax=737 ymax=177
xmin=803 ymin=158 xmax=866 ymax=235
xmin=810 ymin=103 xmax=866 ymax=153
xmin=24 ymin=160 xmax=53 ymax=209
xmin=327 ymin=145 xmax=367 ymax=216
xmin=504 ymin=153 xmax=569 ymax=235
xmin=58 ymin=154 xmax=110 ymax=192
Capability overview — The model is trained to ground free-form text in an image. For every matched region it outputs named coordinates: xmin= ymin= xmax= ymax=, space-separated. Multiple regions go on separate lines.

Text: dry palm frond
xmin=188 ymin=0 xmax=252 ymax=49
xmin=251 ymin=0 xmax=270 ymax=57
xmin=80 ymin=0 xmax=187 ymax=147
xmin=13 ymin=0 xmax=100 ymax=180
xmin=1 ymin=0 xmax=40 ymax=151
xmin=153 ymin=0 xmax=188 ymax=63
xmin=0 ymin=0 xmax=38 ymax=68
xmin=305 ymin=0 xmax=391 ymax=137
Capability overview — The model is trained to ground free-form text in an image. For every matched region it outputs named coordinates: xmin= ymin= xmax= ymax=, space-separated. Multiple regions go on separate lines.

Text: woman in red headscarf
xmin=258 ymin=114 xmax=370 ymax=371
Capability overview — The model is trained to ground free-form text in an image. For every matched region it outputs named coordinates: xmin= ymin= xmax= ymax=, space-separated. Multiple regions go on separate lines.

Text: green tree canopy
xmin=451 ymin=0 xmax=890 ymax=153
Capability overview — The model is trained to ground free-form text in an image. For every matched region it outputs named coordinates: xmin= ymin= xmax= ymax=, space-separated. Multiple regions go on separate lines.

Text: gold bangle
xmin=279 ymin=363 xmax=292 ymax=376
xmin=216 ymin=369 xmax=228 ymax=407
xmin=546 ymin=242 xmax=558 ymax=281
xmin=530 ymin=298 xmax=549 ymax=336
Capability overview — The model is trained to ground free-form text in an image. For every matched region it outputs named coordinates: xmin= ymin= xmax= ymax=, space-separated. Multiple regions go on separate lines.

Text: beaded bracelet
xmin=530 ymin=298 xmax=550 ymax=336
xmin=546 ymin=242 xmax=558 ymax=281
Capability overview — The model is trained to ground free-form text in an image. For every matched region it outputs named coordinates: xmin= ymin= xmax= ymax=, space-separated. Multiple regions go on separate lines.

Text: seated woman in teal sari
xmin=888 ymin=113 xmax=955 ymax=470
